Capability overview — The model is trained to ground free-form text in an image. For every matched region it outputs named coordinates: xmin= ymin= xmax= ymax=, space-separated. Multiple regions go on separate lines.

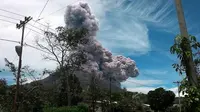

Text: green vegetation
xmin=43 ymin=104 xmax=88 ymax=112
xmin=147 ymin=87 xmax=175 ymax=112
xmin=170 ymin=35 xmax=200 ymax=111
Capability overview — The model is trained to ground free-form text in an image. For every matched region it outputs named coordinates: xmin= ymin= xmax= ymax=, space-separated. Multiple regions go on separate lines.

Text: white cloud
xmin=0 ymin=0 xmax=82 ymax=70
xmin=0 ymin=0 xmax=181 ymax=71
xmin=142 ymin=69 xmax=168 ymax=75
xmin=169 ymin=87 xmax=185 ymax=97
xmin=126 ymin=86 xmax=184 ymax=97
xmin=97 ymin=0 xmax=178 ymax=56
xmin=126 ymin=87 xmax=155 ymax=94
xmin=121 ymin=78 xmax=163 ymax=88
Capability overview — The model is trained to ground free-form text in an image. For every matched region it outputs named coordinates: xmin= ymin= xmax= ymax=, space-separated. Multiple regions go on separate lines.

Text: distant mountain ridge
xmin=38 ymin=72 xmax=122 ymax=92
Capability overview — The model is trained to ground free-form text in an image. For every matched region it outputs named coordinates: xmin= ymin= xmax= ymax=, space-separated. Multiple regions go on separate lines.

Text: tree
xmin=69 ymin=74 xmax=83 ymax=105
xmin=179 ymin=77 xmax=200 ymax=112
xmin=165 ymin=105 xmax=180 ymax=112
xmin=109 ymin=91 xmax=145 ymax=112
xmin=174 ymin=0 xmax=198 ymax=86
xmin=0 ymin=78 xmax=10 ymax=111
xmin=0 ymin=78 xmax=7 ymax=95
xmin=36 ymin=26 xmax=88 ymax=106
xmin=147 ymin=87 xmax=175 ymax=112
xmin=87 ymin=73 xmax=101 ymax=112
xmin=3 ymin=59 xmax=45 ymax=112
xmin=54 ymin=70 xmax=83 ymax=106
xmin=170 ymin=35 xmax=200 ymax=111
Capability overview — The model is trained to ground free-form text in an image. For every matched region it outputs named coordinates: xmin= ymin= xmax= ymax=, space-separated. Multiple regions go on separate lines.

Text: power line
xmin=0 ymin=8 xmax=25 ymax=17
xmin=24 ymin=43 xmax=50 ymax=54
xmin=125 ymin=80 xmax=152 ymax=87
xmin=25 ymin=27 xmax=44 ymax=36
xmin=140 ymin=72 xmax=163 ymax=80
xmin=31 ymin=20 xmax=56 ymax=32
xmin=12 ymin=55 xmax=18 ymax=63
xmin=13 ymin=16 xmax=32 ymax=112
xmin=173 ymin=81 xmax=181 ymax=112
xmin=39 ymin=0 xmax=80 ymax=20
xmin=31 ymin=19 xmax=47 ymax=27
xmin=0 ymin=18 xmax=17 ymax=24
xmin=0 ymin=9 xmax=54 ymax=32
xmin=0 ymin=37 xmax=174 ymax=54
xmin=0 ymin=14 xmax=20 ymax=21
xmin=0 ymin=38 xmax=20 ymax=44
xmin=0 ymin=38 xmax=175 ymax=61
xmin=0 ymin=15 xmax=47 ymax=35
xmin=0 ymin=38 xmax=177 ymax=88
xmin=115 ymin=77 xmax=153 ymax=87
xmin=27 ymin=23 xmax=45 ymax=32
xmin=40 ymin=6 xmax=67 ymax=20
xmin=24 ymin=0 xmax=50 ymax=40
xmin=0 ymin=37 xmax=49 ymax=54
xmin=36 ymin=0 xmax=50 ymax=20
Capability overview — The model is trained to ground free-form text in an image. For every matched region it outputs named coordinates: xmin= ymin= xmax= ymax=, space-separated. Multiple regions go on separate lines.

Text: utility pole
xmin=109 ymin=76 xmax=112 ymax=112
xmin=173 ymin=81 xmax=181 ymax=112
xmin=13 ymin=16 xmax=32 ymax=112
xmin=174 ymin=0 xmax=198 ymax=86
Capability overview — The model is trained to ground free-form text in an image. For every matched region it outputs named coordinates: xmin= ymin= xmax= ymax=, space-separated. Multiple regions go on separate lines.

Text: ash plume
xmin=64 ymin=2 xmax=139 ymax=82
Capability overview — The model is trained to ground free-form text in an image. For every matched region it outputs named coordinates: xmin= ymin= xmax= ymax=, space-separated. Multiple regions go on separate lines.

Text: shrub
xmin=43 ymin=104 xmax=88 ymax=112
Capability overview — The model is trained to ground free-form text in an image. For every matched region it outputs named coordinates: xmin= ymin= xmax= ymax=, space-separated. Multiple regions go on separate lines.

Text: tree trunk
xmin=174 ymin=0 xmax=198 ymax=86
xmin=66 ymin=73 xmax=71 ymax=106
xmin=60 ymin=66 xmax=71 ymax=106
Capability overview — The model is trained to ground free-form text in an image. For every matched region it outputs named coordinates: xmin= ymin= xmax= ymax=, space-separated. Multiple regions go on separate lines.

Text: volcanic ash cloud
xmin=65 ymin=2 xmax=139 ymax=82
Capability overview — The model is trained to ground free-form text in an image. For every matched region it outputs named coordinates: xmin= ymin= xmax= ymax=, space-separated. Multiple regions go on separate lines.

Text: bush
xmin=43 ymin=104 xmax=88 ymax=112
xmin=77 ymin=103 xmax=88 ymax=112
xmin=165 ymin=105 xmax=180 ymax=112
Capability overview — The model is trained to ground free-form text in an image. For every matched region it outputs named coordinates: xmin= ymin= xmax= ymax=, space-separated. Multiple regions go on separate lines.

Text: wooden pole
xmin=173 ymin=81 xmax=181 ymax=112
xmin=174 ymin=0 xmax=198 ymax=86
xmin=13 ymin=16 xmax=32 ymax=112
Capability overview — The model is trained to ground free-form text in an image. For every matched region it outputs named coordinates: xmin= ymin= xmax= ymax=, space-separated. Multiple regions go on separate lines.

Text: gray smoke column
xmin=65 ymin=2 xmax=139 ymax=82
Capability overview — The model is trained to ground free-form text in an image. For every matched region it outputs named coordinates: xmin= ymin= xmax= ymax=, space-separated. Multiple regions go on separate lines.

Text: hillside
xmin=37 ymin=72 xmax=122 ymax=92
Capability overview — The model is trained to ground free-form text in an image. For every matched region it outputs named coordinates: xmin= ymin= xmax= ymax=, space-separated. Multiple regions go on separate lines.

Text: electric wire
xmin=0 ymin=14 xmax=20 ymax=21
xmin=0 ymin=38 xmax=20 ymax=44
xmin=0 ymin=37 xmax=177 ymax=88
xmin=39 ymin=0 xmax=80 ymax=20
xmin=36 ymin=0 xmax=50 ymax=20
xmin=40 ymin=6 xmax=67 ymax=20
xmin=0 ymin=38 xmax=50 ymax=55
xmin=0 ymin=18 xmax=17 ymax=24
xmin=0 ymin=14 xmax=53 ymax=32
xmin=31 ymin=19 xmax=56 ymax=32
xmin=125 ymin=80 xmax=153 ymax=87
xmin=24 ymin=0 xmax=51 ymax=40
xmin=24 ymin=43 xmax=51 ymax=54
xmin=0 ymin=8 xmax=25 ymax=17
xmin=0 ymin=8 xmax=178 ymax=83
xmin=0 ymin=16 xmax=45 ymax=36
xmin=27 ymin=24 xmax=45 ymax=32
xmin=0 ymin=10 xmax=55 ymax=32
xmin=25 ymin=27 xmax=44 ymax=36
xmin=0 ymin=36 xmax=173 ymax=54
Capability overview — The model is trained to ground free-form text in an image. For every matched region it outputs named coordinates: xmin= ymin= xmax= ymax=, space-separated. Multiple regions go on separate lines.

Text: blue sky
xmin=96 ymin=0 xmax=200 ymax=94
xmin=0 ymin=0 xmax=200 ymax=95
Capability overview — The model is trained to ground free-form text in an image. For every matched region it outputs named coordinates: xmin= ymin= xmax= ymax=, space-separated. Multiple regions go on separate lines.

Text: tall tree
xmin=54 ymin=70 xmax=83 ymax=106
xmin=170 ymin=35 xmax=200 ymax=111
xmin=36 ymin=26 xmax=88 ymax=106
xmin=174 ymin=0 xmax=198 ymax=86
xmin=147 ymin=87 xmax=175 ymax=112
xmin=2 ymin=59 xmax=45 ymax=112
xmin=69 ymin=74 xmax=83 ymax=105
xmin=88 ymin=73 xmax=100 ymax=112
